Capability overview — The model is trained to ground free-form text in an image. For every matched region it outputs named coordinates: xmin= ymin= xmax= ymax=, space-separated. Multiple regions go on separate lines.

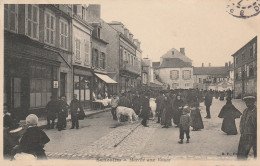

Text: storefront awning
xmin=95 ymin=73 xmax=117 ymax=84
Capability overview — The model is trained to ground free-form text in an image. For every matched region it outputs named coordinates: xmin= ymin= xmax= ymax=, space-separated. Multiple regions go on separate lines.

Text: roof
xmin=162 ymin=48 xmax=192 ymax=63
xmin=152 ymin=62 xmax=160 ymax=69
xmin=193 ymin=67 xmax=229 ymax=76
xmin=159 ymin=58 xmax=192 ymax=68
xmin=95 ymin=73 xmax=117 ymax=84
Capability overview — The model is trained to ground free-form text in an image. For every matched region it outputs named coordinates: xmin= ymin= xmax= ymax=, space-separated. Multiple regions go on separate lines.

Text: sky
xmin=1 ymin=0 xmax=259 ymax=67
xmin=96 ymin=0 xmax=260 ymax=67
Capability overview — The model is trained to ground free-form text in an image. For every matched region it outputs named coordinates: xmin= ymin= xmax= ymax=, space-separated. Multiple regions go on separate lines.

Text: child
xmin=178 ymin=106 xmax=191 ymax=144
xmin=12 ymin=114 xmax=50 ymax=160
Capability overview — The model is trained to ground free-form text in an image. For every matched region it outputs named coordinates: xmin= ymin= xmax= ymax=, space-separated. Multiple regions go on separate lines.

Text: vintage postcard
xmin=1 ymin=0 xmax=260 ymax=166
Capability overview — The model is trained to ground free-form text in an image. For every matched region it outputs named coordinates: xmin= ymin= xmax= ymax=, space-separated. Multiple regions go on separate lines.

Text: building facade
xmin=72 ymin=4 xmax=93 ymax=108
xmin=156 ymin=48 xmax=193 ymax=89
xmin=232 ymin=36 xmax=257 ymax=98
xmin=193 ymin=63 xmax=231 ymax=90
xmin=4 ymin=4 xmax=73 ymax=119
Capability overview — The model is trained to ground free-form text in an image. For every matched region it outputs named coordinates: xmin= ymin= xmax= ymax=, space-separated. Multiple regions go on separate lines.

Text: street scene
xmin=2 ymin=1 xmax=259 ymax=164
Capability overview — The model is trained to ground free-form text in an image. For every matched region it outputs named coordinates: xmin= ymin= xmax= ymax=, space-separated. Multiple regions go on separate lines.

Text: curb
xmin=34 ymin=108 xmax=111 ymax=130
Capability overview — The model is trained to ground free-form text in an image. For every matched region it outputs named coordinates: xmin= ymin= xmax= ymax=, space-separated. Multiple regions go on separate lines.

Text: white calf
xmin=116 ymin=106 xmax=138 ymax=123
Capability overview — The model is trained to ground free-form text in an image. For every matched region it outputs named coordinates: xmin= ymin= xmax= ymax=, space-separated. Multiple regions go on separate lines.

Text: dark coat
xmin=132 ymin=95 xmax=141 ymax=115
xmin=204 ymin=93 xmax=213 ymax=106
xmin=70 ymin=99 xmax=83 ymax=117
xmin=18 ymin=126 xmax=50 ymax=159
xmin=46 ymin=99 xmax=59 ymax=120
xmin=118 ymin=96 xmax=131 ymax=108
xmin=239 ymin=106 xmax=257 ymax=136
xmin=140 ymin=97 xmax=150 ymax=119
xmin=190 ymin=108 xmax=204 ymax=130
xmin=218 ymin=102 xmax=241 ymax=135
xmin=173 ymin=99 xmax=184 ymax=125
xmin=155 ymin=95 xmax=165 ymax=115
xmin=59 ymin=100 xmax=69 ymax=118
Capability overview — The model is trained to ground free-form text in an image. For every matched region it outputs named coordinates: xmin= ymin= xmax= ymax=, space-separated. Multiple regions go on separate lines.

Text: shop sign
xmin=53 ymin=81 xmax=59 ymax=88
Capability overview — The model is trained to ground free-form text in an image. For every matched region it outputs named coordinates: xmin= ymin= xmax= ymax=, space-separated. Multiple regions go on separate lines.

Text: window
xmin=84 ymin=40 xmax=90 ymax=65
xmin=82 ymin=7 xmax=85 ymax=20
xmin=183 ymin=70 xmax=191 ymax=79
xmin=75 ymin=39 xmax=81 ymax=62
xmin=170 ymin=70 xmax=179 ymax=80
xmin=25 ymin=4 xmax=39 ymax=39
xmin=44 ymin=10 xmax=56 ymax=45
xmin=236 ymin=57 xmax=239 ymax=65
xmin=185 ymin=83 xmax=190 ymax=87
xmin=99 ymin=53 xmax=103 ymax=68
xmin=250 ymin=47 xmax=253 ymax=58
xmin=253 ymin=43 xmax=256 ymax=58
xmin=101 ymin=52 xmax=106 ymax=69
xmin=95 ymin=49 xmax=99 ymax=67
xmin=30 ymin=63 xmax=52 ymax=108
xmin=60 ymin=19 xmax=68 ymax=50
xmin=172 ymin=83 xmax=178 ymax=89
xmin=249 ymin=63 xmax=254 ymax=77
xmin=199 ymin=78 xmax=201 ymax=83
xmin=4 ymin=4 xmax=18 ymax=32
xmin=142 ymin=73 xmax=147 ymax=84
xmin=97 ymin=27 xmax=100 ymax=38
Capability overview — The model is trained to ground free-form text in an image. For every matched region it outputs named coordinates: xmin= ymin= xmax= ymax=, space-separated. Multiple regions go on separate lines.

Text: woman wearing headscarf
xmin=190 ymin=101 xmax=204 ymax=131
xmin=218 ymin=97 xmax=242 ymax=135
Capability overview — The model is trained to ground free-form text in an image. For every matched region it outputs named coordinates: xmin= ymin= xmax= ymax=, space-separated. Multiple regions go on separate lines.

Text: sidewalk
xmin=19 ymin=107 xmax=112 ymax=129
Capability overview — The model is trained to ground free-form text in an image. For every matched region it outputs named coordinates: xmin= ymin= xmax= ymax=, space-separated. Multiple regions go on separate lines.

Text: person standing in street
xmin=173 ymin=94 xmax=184 ymax=127
xmin=57 ymin=96 xmax=69 ymax=131
xmin=46 ymin=96 xmax=59 ymax=129
xmin=178 ymin=106 xmax=191 ymax=144
xmin=204 ymin=91 xmax=213 ymax=119
xmin=218 ymin=97 xmax=242 ymax=135
xmin=237 ymin=96 xmax=257 ymax=160
xmin=155 ymin=91 xmax=165 ymax=123
xmin=140 ymin=92 xmax=150 ymax=127
xmin=132 ymin=91 xmax=141 ymax=116
xmin=69 ymin=94 xmax=83 ymax=129
xmin=110 ymin=94 xmax=119 ymax=120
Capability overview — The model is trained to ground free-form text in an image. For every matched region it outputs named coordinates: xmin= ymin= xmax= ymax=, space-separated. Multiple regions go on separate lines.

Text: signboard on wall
xmin=53 ymin=81 xmax=59 ymax=88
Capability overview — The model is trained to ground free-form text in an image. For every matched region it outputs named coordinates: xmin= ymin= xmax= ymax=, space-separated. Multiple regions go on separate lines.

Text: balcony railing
xmin=120 ymin=61 xmax=141 ymax=75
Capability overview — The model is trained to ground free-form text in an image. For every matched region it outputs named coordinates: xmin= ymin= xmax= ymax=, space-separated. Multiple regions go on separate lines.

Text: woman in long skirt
xmin=190 ymin=102 xmax=204 ymax=131
xmin=161 ymin=94 xmax=172 ymax=128
xmin=218 ymin=97 xmax=242 ymax=135
xmin=173 ymin=95 xmax=184 ymax=127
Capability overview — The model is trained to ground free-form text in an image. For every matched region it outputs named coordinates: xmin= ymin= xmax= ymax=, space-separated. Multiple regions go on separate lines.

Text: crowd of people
xmin=3 ymin=87 xmax=256 ymax=160
xmin=111 ymin=88 xmax=256 ymax=160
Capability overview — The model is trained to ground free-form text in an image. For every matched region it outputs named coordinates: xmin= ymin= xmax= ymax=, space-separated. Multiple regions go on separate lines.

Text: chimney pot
xmin=202 ymin=63 xmax=204 ymax=67
xmin=209 ymin=63 xmax=211 ymax=67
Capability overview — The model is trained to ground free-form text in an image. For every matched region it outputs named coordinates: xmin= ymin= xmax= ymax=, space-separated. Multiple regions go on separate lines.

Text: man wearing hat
xmin=140 ymin=91 xmax=150 ymax=127
xmin=237 ymin=96 xmax=257 ymax=160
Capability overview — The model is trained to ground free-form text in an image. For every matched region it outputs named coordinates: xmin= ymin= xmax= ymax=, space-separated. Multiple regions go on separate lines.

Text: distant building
xmin=193 ymin=63 xmax=231 ymax=91
xmin=232 ymin=36 xmax=257 ymax=98
xmin=156 ymin=48 xmax=193 ymax=89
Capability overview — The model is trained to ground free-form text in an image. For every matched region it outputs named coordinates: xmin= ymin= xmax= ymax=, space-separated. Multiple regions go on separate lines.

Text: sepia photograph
xmin=1 ymin=0 xmax=259 ymax=165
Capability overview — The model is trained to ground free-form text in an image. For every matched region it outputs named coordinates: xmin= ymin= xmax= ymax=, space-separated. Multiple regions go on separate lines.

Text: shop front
xmin=4 ymin=32 xmax=61 ymax=120
xmin=93 ymin=73 xmax=118 ymax=99
xmin=73 ymin=67 xmax=93 ymax=109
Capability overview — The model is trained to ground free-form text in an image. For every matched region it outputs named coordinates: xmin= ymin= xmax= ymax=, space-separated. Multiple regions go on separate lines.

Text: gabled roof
xmin=162 ymin=48 xmax=192 ymax=63
xmin=193 ymin=67 xmax=229 ymax=76
xmin=152 ymin=62 xmax=160 ymax=69
xmin=159 ymin=58 xmax=192 ymax=68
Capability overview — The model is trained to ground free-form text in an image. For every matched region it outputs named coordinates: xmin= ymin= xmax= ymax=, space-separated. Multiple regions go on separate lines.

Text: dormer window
xmin=172 ymin=51 xmax=174 ymax=55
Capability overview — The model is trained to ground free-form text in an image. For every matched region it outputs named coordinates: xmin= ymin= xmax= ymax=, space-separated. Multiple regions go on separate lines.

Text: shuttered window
xmin=4 ymin=4 xmax=18 ymax=33
xmin=60 ymin=19 xmax=68 ymax=50
xmin=44 ymin=10 xmax=55 ymax=45
xmin=25 ymin=4 xmax=39 ymax=40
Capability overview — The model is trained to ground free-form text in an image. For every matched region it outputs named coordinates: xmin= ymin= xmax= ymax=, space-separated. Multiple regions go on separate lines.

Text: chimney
xmin=87 ymin=4 xmax=101 ymax=18
xmin=229 ymin=61 xmax=231 ymax=68
xmin=129 ymin=33 xmax=133 ymax=42
xmin=225 ymin=62 xmax=228 ymax=68
xmin=180 ymin=48 xmax=185 ymax=55
xmin=124 ymin=28 xmax=129 ymax=38
xmin=209 ymin=63 xmax=211 ymax=67
xmin=202 ymin=63 xmax=204 ymax=67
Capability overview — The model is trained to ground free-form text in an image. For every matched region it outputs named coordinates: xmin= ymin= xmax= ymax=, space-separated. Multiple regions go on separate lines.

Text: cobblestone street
xmin=43 ymin=98 xmax=256 ymax=161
